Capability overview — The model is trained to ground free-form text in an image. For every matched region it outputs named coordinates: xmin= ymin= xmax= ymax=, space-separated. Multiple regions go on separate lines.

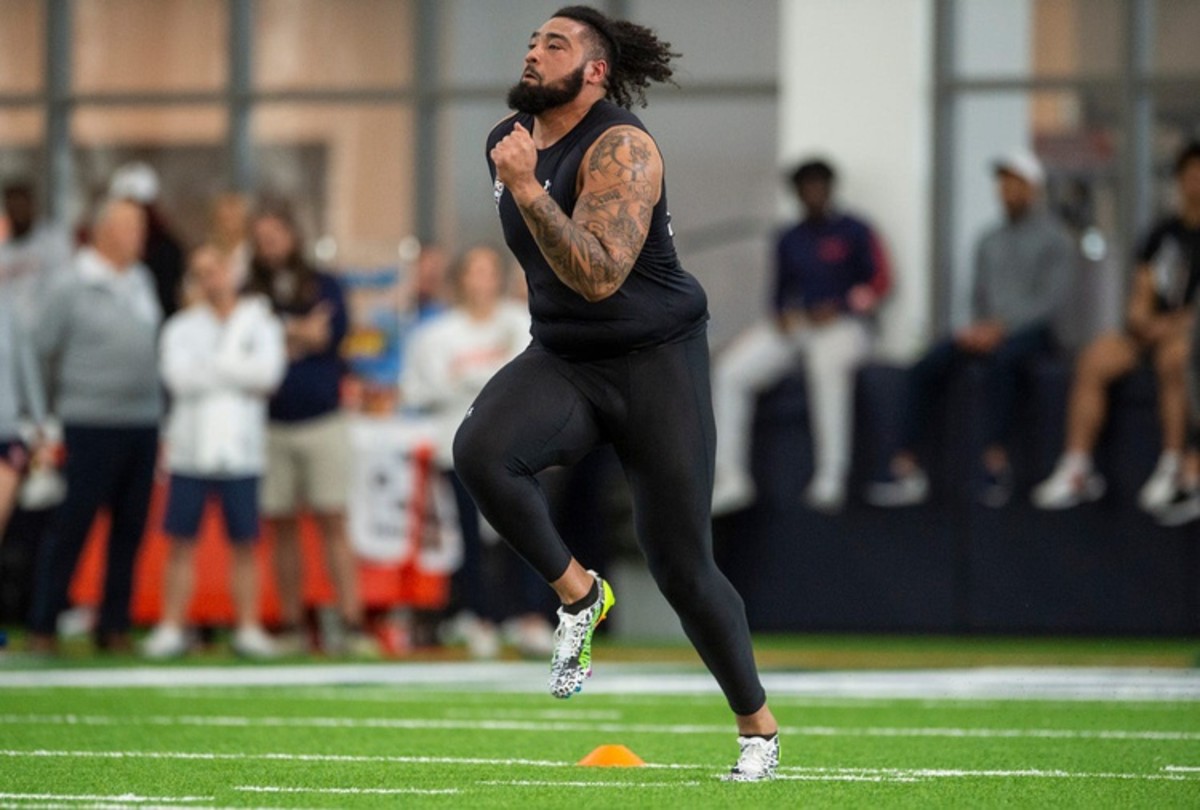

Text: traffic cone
xmin=577 ymin=744 xmax=646 ymax=767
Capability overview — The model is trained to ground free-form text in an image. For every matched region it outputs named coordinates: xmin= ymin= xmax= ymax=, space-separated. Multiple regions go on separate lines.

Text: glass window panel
xmin=629 ymin=0 xmax=778 ymax=83
xmin=72 ymin=106 xmax=228 ymax=243
xmin=438 ymin=0 xmax=555 ymax=87
xmin=73 ymin=0 xmax=226 ymax=93
xmin=253 ymin=104 xmax=415 ymax=267
xmin=256 ymin=0 xmax=413 ymax=91
xmin=951 ymin=90 xmax=1123 ymax=343
xmin=0 ymin=0 xmax=44 ymax=94
xmin=1155 ymin=0 xmax=1200 ymax=75
xmin=955 ymin=0 xmax=1121 ymax=78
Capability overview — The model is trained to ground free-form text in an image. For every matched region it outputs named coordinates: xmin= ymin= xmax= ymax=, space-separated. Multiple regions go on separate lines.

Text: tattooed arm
xmin=490 ymin=122 xmax=662 ymax=302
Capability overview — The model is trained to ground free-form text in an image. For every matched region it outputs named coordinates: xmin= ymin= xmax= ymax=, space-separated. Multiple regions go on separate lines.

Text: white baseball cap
xmin=993 ymin=149 xmax=1045 ymax=187
xmin=109 ymin=161 xmax=160 ymax=204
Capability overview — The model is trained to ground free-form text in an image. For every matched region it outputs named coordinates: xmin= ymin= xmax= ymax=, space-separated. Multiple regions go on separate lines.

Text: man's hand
xmin=955 ymin=319 xmax=1007 ymax=354
xmin=490 ymin=122 xmax=542 ymax=204
xmin=847 ymin=284 xmax=878 ymax=314
xmin=284 ymin=302 xmax=333 ymax=359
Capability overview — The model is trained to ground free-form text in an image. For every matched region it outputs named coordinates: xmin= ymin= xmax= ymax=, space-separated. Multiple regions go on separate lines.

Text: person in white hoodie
xmin=403 ymin=245 xmax=552 ymax=658
xmin=142 ymin=245 xmax=287 ymax=659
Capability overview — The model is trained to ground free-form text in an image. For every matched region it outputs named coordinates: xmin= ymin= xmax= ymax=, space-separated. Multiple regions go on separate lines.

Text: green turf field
xmin=2 ymin=650 xmax=1200 ymax=808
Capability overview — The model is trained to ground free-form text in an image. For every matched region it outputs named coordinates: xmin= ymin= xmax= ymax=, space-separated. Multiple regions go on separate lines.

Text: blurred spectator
xmin=868 ymin=150 xmax=1074 ymax=508
xmin=403 ymin=245 xmax=551 ymax=658
xmin=1034 ymin=141 xmax=1200 ymax=514
xmin=247 ymin=205 xmax=372 ymax=655
xmin=0 ymin=181 xmax=73 ymax=325
xmin=406 ymin=242 xmax=451 ymax=320
xmin=142 ymin=245 xmax=286 ymax=660
xmin=27 ymin=198 xmax=162 ymax=653
xmin=0 ymin=295 xmax=47 ymax=542
xmin=209 ymin=191 xmax=252 ymax=288
xmin=109 ymin=161 xmax=186 ymax=318
xmin=712 ymin=159 xmax=891 ymax=514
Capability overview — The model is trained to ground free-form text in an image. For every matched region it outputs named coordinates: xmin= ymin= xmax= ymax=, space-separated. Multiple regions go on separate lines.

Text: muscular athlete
xmin=453 ymin=5 xmax=779 ymax=781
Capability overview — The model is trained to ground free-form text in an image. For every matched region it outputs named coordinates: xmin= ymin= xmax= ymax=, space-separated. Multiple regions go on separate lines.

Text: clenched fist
xmin=490 ymin=122 xmax=542 ymax=204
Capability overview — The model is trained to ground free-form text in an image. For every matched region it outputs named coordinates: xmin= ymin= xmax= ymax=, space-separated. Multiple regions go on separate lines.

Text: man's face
xmin=507 ymin=17 xmax=592 ymax=114
xmin=1178 ymin=159 xmax=1200 ymax=208
xmin=3 ymin=190 xmax=34 ymax=237
xmin=796 ymin=179 xmax=832 ymax=218
xmin=97 ymin=201 xmax=147 ymax=267
xmin=997 ymin=171 xmax=1035 ymax=218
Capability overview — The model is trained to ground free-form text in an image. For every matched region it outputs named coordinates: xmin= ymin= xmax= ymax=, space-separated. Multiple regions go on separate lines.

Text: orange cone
xmin=577 ymin=744 xmax=646 ymax=767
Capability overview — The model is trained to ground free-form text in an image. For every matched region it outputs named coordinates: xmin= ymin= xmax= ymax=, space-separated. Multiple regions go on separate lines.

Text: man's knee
xmin=1154 ymin=339 xmax=1188 ymax=379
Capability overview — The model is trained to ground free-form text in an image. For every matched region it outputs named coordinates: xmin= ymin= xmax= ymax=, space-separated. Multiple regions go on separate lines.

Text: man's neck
xmin=92 ymin=245 xmax=129 ymax=273
xmin=210 ymin=293 xmax=238 ymax=320
xmin=531 ymin=92 xmax=604 ymax=149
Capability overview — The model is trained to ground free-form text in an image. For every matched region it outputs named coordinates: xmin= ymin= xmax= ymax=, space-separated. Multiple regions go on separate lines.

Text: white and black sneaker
xmin=721 ymin=734 xmax=780 ymax=782
xmin=1156 ymin=486 xmax=1200 ymax=527
xmin=548 ymin=571 xmax=615 ymax=699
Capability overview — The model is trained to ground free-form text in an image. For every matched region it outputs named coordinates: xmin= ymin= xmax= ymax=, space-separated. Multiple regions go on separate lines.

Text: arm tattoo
xmin=515 ymin=127 xmax=659 ymax=302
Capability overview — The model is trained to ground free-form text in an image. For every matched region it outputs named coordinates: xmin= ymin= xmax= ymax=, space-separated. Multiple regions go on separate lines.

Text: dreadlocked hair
xmin=554 ymin=5 xmax=679 ymax=109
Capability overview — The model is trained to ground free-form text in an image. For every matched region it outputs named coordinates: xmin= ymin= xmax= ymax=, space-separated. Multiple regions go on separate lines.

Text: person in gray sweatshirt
xmin=27 ymin=197 xmax=162 ymax=654
xmin=0 ymin=296 xmax=47 ymax=542
xmin=867 ymin=150 xmax=1075 ymax=509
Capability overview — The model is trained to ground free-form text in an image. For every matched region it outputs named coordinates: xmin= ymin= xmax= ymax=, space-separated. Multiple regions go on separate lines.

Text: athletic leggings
xmin=453 ymin=331 xmax=767 ymax=716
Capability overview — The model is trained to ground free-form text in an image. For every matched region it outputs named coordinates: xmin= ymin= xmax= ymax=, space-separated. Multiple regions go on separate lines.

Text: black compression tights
xmin=453 ymin=333 xmax=766 ymax=716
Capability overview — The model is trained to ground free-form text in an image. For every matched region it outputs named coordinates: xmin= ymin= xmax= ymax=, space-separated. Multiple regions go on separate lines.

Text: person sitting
xmin=868 ymin=150 xmax=1075 ymax=508
xmin=712 ymin=159 xmax=891 ymax=514
xmin=1033 ymin=141 xmax=1200 ymax=512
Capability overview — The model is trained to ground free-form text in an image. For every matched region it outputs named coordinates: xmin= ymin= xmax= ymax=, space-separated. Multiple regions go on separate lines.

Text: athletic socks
xmin=563 ymin=577 xmax=600 ymax=616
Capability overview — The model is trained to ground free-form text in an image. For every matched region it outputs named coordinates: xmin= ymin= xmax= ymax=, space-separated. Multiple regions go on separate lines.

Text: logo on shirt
xmin=493 ymin=178 xmax=552 ymax=208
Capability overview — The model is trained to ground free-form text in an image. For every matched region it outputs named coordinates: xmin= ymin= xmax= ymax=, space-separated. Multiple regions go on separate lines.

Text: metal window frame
xmin=931 ymin=0 xmax=1200 ymax=336
xmin=11 ymin=0 xmax=775 ymax=243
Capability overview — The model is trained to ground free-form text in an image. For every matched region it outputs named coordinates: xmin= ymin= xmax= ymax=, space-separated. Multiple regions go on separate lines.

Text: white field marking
xmin=0 ymin=794 xmax=212 ymax=804
xmin=1164 ymin=766 xmax=1200 ymax=772
xmin=5 ymin=713 xmax=1200 ymax=742
xmin=235 ymin=786 xmax=459 ymax=796
xmin=3 ymin=664 xmax=1200 ymax=702
xmin=0 ymin=749 xmax=610 ymax=769
xmin=475 ymin=780 xmax=703 ymax=788
xmin=443 ymin=708 xmax=624 ymax=721
xmin=777 ymin=767 xmax=1200 ymax=783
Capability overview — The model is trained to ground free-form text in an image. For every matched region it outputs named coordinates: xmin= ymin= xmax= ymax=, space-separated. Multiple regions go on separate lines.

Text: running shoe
xmin=865 ymin=467 xmax=930 ymax=507
xmin=141 ymin=624 xmax=189 ymax=660
xmin=1031 ymin=463 xmax=1106 ymax=509
xmin=548 ymin=571 xmax=614 ymax=699
xmin=1138 ymin=453 xmax=1182 ymax=513
xmin=721 ymin=734 xmax=780 ymax=782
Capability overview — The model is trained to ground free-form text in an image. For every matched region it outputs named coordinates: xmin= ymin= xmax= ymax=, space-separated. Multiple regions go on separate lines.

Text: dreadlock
xmin=553 ymin=5 xmax=679 ymax=109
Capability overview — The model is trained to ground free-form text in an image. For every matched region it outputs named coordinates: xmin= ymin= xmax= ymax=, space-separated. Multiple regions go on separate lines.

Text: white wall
xmin=778 ymin=0 xmax=934 ymax=359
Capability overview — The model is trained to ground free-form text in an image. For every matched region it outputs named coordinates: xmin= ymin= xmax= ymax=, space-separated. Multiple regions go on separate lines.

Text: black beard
xmin=506 ymin=65 xmax=586 ymax=115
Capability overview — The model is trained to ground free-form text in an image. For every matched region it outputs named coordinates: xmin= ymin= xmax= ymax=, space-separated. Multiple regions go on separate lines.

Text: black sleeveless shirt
xmin=487 ymin=100 xmax=708 ymax=359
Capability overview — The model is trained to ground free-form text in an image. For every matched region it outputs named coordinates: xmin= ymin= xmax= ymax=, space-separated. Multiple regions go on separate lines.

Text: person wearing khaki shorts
xmin=248 ymin=205 xmax=373 ymax=656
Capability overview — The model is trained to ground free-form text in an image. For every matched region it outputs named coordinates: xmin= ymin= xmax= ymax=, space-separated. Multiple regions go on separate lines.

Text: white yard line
xmin=1 ymin=664 xmax=1198 ymax=701
xmin=3 ymin=713 xmax=1198 ymax=742
xmin=4 ymin=748 xmax=1200 ymax=786
xmin=475 ymin=780 xmax=703 ymax=788
xmin=0 ymin=794 xmax=212 ymax=804
xmin=234 ymin=786 xmax=459 ymax=796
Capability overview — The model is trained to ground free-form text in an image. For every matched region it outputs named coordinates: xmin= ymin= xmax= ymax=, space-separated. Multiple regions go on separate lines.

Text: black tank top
xmin=487 ymin=100 xmax=708 ymax=359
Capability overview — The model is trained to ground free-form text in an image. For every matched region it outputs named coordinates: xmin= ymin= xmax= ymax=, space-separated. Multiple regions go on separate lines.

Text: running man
xmin=453 ymin=5 xmax=778 ymax=781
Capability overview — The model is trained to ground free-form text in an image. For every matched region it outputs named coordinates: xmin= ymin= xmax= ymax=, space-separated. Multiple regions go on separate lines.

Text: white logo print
xmin=493 ymin=179 xmax=505 ymax=207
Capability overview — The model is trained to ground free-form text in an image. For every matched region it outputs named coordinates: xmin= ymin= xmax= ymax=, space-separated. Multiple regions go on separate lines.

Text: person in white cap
xmin=1033 ymin=140 xmax=1200 ymax=515
xmin=109 ymin=161 xmax=186 ymax=318
xmin=867 ymin=149 xmax=1075 ymax=508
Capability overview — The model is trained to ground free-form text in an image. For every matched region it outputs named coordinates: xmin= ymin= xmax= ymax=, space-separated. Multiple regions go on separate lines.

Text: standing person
xmin=867 ymin=151 xmax=1075 ymax=508
xmin=403 ymin=245 xmax=552 ymax=659
xmin=141 ymin=245 xmax=286 ymax=659
xmin=27 ymin=198 xmax=162 ymax=653
xmin=712 ymin=159 xmax=891 ymax=514
xmin=109 ymin=162 xmax=186 ymax=318
xmin=0 ymin=297 xmax=47 ymax=542
xmin=452 ymin=6 xmax=778 ymax=781
xmin=0 ymin=181 xmax=73 ymax=325
xmin=248 ymin=206 xmax=373 ymax=656
xmin=1034 ymin=141 xmax=1200 ymax=512
xmin=208 ymin=191 xmax=253 ymax=288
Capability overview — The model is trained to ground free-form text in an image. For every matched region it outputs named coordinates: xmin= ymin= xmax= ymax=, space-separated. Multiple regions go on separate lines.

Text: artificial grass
xmin=2 ymin=678 xmax=1199 ymax=808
